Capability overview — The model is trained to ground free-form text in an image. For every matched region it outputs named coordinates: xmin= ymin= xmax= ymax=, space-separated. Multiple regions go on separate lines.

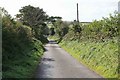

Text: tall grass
xmin=60 ymin=38 xmax=118 ymax=78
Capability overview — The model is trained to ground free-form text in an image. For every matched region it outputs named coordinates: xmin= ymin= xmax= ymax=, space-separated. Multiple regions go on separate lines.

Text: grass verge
xmin=59 ymin=39 xmax=118 ymax=78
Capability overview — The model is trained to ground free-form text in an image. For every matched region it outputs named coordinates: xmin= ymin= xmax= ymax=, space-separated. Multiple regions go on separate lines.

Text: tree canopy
xmin=16 ymin=5 xmax=49 ymax=41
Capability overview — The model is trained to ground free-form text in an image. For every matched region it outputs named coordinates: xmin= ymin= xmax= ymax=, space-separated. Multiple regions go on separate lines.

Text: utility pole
xmin=77 ymin=3 xmax=79 ymax=22
xmin=118 ymin=1 xmax=120 ymax=13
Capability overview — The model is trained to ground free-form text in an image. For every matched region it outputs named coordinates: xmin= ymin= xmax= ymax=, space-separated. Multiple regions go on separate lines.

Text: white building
xmin=118 ymin=1 xmax=120 ymax=13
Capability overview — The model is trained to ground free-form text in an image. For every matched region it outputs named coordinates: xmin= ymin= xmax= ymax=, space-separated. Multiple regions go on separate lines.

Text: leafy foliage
xmin=16 ymin=5 xmax=49 ymax=43
xmin=81 ymin=13 xmax=119 ymax=41
xmin=61 ymin=12 xmax=119 ymax=42
xmin=58 ymin=12 xmax=119 ymax=78
xmin=16 ymin=5 xmax=48 ymax=27
xmin=2 ymin=7 xmax=45 ymax=78
xmin=48 ymin=16 xmax=69 ymax=37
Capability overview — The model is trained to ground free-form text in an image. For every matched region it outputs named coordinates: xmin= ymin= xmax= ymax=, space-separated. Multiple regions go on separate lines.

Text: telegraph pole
xmin=118 ymin=1 xmax=120 ymax=13
xmin=75 ymin=3 xmax=81 ymax=42
xmin=77 ymin=3 xmax=79 ymax=22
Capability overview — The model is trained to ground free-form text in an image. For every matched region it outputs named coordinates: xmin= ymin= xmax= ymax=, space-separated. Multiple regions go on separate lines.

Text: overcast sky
xmin=0 ymin=0 xmax=119 ymax=22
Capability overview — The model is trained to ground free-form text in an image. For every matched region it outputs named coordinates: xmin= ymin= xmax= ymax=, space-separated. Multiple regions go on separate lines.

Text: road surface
xmin=35 ymin=40 xmax=103 ymax=78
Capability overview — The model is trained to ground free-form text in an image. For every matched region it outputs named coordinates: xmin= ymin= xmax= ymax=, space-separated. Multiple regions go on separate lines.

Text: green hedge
xmin=2 ymin=13 xmax=45 ymax=78
xmin=2 ymin=39 xmax=44 ymax=78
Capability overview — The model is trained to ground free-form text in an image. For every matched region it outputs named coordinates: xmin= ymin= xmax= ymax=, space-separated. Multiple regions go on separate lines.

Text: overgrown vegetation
xmin=1 ymin=6 xmax=48 ymax=78
xmin=60 ymin=39 xmax=118 ymax=78
xmin=54 ymin=12 xmax=119 ymax=78
xmin=1 ymin=3 xmax=119 ymax=78
xmin=62 ymin=12 xmax=119 ymax=41
xmin=3 ymin=39 xmax=44 ymax=78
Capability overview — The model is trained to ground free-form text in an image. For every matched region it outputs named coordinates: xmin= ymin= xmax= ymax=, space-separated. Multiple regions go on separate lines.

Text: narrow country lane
xmin=35 ymin=40 xmax=104 ymax=78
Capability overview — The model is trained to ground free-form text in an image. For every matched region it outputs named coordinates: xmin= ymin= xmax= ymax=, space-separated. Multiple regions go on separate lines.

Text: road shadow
xmin=42 ymin=58 xmax=55 ymax=62
xmin=35 ymin=58 xmax=55 ymax=78
xmin=47 ymin=40 xmax=61 ymax=48
xmin=44 ymin=48 xmax=48 ymax=51
xmin=49 ymin=40 xmax=57 ymax=44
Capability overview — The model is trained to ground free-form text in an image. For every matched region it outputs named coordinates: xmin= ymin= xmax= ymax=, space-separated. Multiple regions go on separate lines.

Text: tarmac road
xmin=35 ymin=40 xmax=104 ymax=78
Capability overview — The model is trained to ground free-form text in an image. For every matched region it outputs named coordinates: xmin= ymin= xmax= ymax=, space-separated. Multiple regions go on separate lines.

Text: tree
xmin=48 ymin=16 xmax=69 ymax=37
xmin=16 ymin=5 xmax=48 ymax=27
xmin=16 ymin=5 xmax=49 ymax=41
